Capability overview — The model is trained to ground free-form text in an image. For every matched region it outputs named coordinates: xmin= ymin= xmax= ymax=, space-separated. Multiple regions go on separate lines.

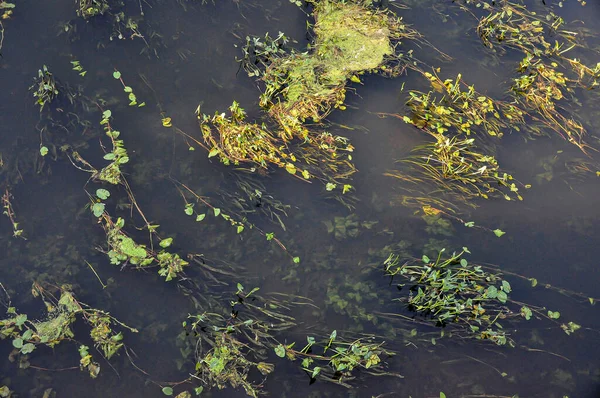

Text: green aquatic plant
xmin=30 ymin=65 xmax=60 ymax=112
xmin=275 ymin=331 xmax=399 ymax=387
xmin=198 ymin=101 xmax=357 ymax=191
xmin=251 ymin=0 xmax=420 ymax=134
xmin=456 ymin=0 xmax=600 ymax=152
xmin=0 ymin=2 xmax=15 ymax=53
xmin=1 ymin=188 xmax=24 ymax=239
xmin=387 ymin=135 xmax=523 ymax=207
xmin=98 ymin=214 xmax=189 ymax=281
xmin=384 ymin=247 xmax=580 ymax=345
xmin=0 ymin=283 xmax=137 ymax=378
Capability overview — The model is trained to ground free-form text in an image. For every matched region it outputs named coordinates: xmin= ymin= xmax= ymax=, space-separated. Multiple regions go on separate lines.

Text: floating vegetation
xmin=0 ymin=282 xmax=137 ymax=378
xmin=456 ymin=0 xmax=600 ymax=152
xmin=1 ymin=189 xmax=24 ymax=239
xmin=97 ymin=213 xmax=189 ymax=282
xmin=199 ymin=101 xmax=357 ymax=191
xmin=384 ymin=247 xmax=581 ymax=346
xmin=30 ymin=66 xmax=60 ymax=112
xmin=388 ymin=135 xmax=522 ymax=206
xmin=251 ymin=0 xmax=420 ymax=129
xmin=0 ymin=2 xmax=14 ymax=54
xmin=274 ymin=331 xmax=400 ymax=388
xmin=178 ymin=284 xmax=397 ymax=396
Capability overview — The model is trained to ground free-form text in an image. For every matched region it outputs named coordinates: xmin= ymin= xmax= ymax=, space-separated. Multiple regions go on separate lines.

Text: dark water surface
xmin=1 ymin=0 xmax=600 ymax=397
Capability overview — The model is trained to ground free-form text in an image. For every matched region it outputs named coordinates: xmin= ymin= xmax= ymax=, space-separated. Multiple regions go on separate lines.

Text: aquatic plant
xmin=384 ymin=247 xmax=580 ymax=345
xmin=253 ymin=0 xmax=420 ymax=131
xmin=98 ymin=213 xmax=189 ymax=282
xmin=30 ymin=65 xmax=60 ymax=112
xmin=274 ymin=331 xmax=399 ymax=387
xmin=456 ymin=0 xmax=599 ymax=152
xmin=0 ymin=1 xmax=15 ymax=53
xmin=1 ymin=188 xmax=24 ymax=239
xmin=198 ymin=101 xmax=357 ymax=191
xmin=0 ymin=283 xmax=137 ymax=378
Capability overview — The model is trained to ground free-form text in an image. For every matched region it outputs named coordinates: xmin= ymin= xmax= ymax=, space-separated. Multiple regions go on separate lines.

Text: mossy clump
xmin=260 ymin=0 xmax=416 ymax=131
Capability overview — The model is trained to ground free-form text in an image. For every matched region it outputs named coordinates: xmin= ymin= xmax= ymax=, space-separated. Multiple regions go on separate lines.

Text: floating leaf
xmin=208 ymin=148 xmax=219 ymax=158
xmin=493 ymin=229 xmax=506 ymax=237
xmin=112 ymin=71 xmax=121 ymax=79
xmin=213 ymin=208 xmax=221 ymax=217
xmin=159 ymin=238 xmax=173 ymax=248
xmin=311 ymin=366 xmax=322 ymax=378
xmin=237 ymin=225 xmax=244 ymax=234
xmin=422 ymin=255 xmax=430 ymax=264
xmin=196 ymin=214 xmax=206 ymax=222
xmin=96 ymin=189 xmax=110 ymax=200
xmin=184 ymin=205 xmax=194 ymax=216
xmin=161 ymin=117 xmax=173 ymax=128
xmin=161 ymin=387 xmax=173 ymax=396
xmin=293 ymin=256 xmax=300 ymax=264
xmin=440 ymin=393 xmax=447 ymax=398
xmin=274 ymin=344 xmax=286 ymax=358
xmin=40 ymin=146 xmax=49 ymax=156
xmin=92 ymin=203 xmax=105 ymax=218
xmin=285 ymin=163 xmax=296 ymax=175
xmin=325 ymin=183 xmax=336 ymax=191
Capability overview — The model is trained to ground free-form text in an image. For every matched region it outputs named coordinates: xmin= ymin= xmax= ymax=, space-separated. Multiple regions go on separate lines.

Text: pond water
xmin=1 ymin=0 xmax=600 ymax=397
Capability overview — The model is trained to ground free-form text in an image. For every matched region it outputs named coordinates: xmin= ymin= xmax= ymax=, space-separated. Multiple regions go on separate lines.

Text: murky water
xmin=1 ymin=0 xmax=600 ymax=397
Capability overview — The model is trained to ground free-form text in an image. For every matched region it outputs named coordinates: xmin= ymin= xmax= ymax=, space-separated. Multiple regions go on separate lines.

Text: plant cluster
xmin=99 ymin=214 xmax=189 ymax=282
xmin=384 ymin=247 xmax=580 ymax=345
xmin=1 ymin=188 xmax=24 ymax=239
xmin=0 ymin=283 xmax=136 ymax=378
xmin=201 ymin=0 xmax=421 ymax=193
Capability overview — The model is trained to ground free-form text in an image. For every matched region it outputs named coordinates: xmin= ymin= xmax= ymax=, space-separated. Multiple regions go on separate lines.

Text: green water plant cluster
xmin=1 ymin=188 xmax=24 ymax=239
xmin=200 ymin=0 xmax=422 ymax=193
xmin=274 ymin=331 xmax=398 ymax=387
xmin=30 ymin=65 xmax=60 ymax=112
xmin=0 ymin=283 xmax=137 ymax=378
xmin=98 ymin=213 xmax=188 ymax=281
xmin=458 ymin=0 xmax=600 ymax=153
xmin=388 ymin=72 xmax=525 ymax=212
xmin=384 ymin=247 xmax=580 ymax=345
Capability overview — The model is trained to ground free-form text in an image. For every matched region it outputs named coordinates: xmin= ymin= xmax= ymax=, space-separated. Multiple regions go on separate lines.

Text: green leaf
xmin=213 ymin=208 xmax=221 ymax=217
xmin=530 ymin=278 xmax=538 ymax=287
xmin=92 ymin=203 xmax=105 ymax=218
xmin=184 ymin=205 xmax=194 ymax=216
xmin=96 ymin=189 xmax=110 ymax=200
xmin=464 ymin=221 xmax=475 ymax=227
xmin=460 ymin=258 xmax=468 ymax=267
xmin=486 ymin=286 xmax=498 ymax=299
xmin=497 ymin=290 xmax=508 ymax=303
xmin=208 ymin=148 xmax=219 ymax=158
xmin=161 ymin=387 xmax=173 ymax=396
xmin=293 ymin=256 xmax=300 ymax=264
xmin=274 ymin=344 xmax=286 ymax=358
xmin=194 ymin=387 xmax=204 ymax=395
xmin=159 ymin=238 xmax=173 ymax=248
xmin=329 ymin=330 xmax=337 ymax=340
xmin=15 ymin=314 xmax=27 ymax=326
xmin=103 ymin=110 xmax=112 ymax=119
xmin=493 ymin=229 xmax=506 ymax=237
xmin=325 ymin=183 xmax=336 ymax=191
xmin=548 ymin=310 xmax=560 ymax=319
xmin=311 ymin=366 xmax=321 ymax=378
xmin=266 ymin=232 xmax=274 ymax=241
xmin=21 ymin=343 xmax=35 ymax=354
xmin=103 ymin=153 xmax=116 ymax=161
xmin=422 ymin=255 xmax=430 ymax=264
xmin=113 ymin=71 xmax=121 ymax=79
xmin=237 ymin=225 xmax=244 ymax=234
xmin=501 ymin=280 xmax=512 ymax=293
xmin=40 ymin=146 xmax=49 ymax=156
xmin=440 ymin=393 xmax=447 ymax=398
xmin=123 ymin=86 xmax=133 ymax=93
xmin=195 ymin=214 xmax=206 ymax=222
xmin=12 ymin=338 xmax=23 ymax=349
